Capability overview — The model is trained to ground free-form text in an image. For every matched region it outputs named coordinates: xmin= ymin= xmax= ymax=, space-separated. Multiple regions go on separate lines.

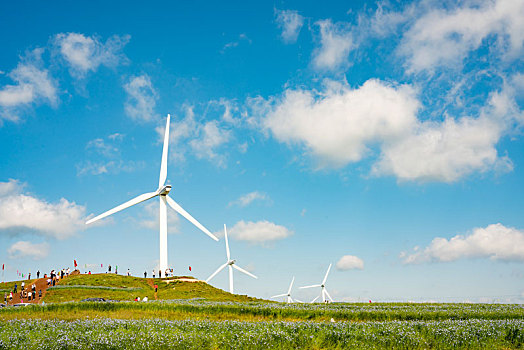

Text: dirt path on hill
xmin=146 ymin=279 xmax=158 ymax=300
xmin=5 ymin=270 xmax=81 ymax=305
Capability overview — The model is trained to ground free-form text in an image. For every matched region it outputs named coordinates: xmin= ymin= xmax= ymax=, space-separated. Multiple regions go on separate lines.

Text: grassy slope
xmin=42 ymin=274 xmax=259 ymax=303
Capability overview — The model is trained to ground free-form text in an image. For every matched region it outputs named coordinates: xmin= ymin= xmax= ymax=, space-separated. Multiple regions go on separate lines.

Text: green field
xmin=1 ymin=275 xmax=523 ymax=349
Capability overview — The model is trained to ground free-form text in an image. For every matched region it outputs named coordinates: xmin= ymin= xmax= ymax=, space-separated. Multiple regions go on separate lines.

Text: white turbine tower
xmin=85 ymin=114 xmax=218 ymax=273
xmin=206 ymin=224 xmax=257 ymax=294
xmin=299 ymin=263 xmax=333 ymax=303
xmin=271 ymin=277 xmax=302 ymax=303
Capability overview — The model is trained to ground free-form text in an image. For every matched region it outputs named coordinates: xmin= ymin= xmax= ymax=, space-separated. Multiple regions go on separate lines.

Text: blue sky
xmin=1 ymin=0 xmax=524 ymax=302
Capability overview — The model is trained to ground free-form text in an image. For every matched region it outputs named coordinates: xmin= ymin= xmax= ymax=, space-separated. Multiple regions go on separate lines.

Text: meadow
xmin=1 ymin=275 xmax=523 ymax=349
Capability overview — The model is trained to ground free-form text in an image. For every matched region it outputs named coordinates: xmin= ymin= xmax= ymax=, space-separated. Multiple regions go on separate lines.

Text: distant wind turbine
xmin=85 ymin=114 xmax=219 ymax=273
xmin=299 ymin=263 xmax=334 ymax=303
xmin=206 ymin=224 xmax=257 ymax=294
xmin=271 ymin=277 xmax=302 ymax=303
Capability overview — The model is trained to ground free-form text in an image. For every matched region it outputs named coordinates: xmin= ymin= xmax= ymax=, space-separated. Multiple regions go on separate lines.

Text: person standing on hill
xmin=13 ymin=283 xmax=17 ymax=293
xmin=127 ymin=269 xmax=130 ymax=276
xmin=158 ymin=270 xmax=162 ymax=278
xmin=144 ymin=271 xmax=147 ymax=278
xmin=3 ymin=292 xmax=6 ymax=304
xmin=37 ymin=270 xmax=40 ymax=279
xmin=28 ymin=273 xmax=31 ymax=280
xmin=108 ymin=265 xmax=111 ymax=273
xmin=21 ymin=281 xmax=25 ymax=291
xmin=38 ymin=289 xmax=42 ymax=299
xmin=152 ymin=270 xmax=155 ymax=278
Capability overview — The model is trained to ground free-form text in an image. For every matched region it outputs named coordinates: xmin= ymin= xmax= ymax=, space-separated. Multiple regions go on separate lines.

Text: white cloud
xmin=0 ymin=179 xmax=87 ymax=239
xmin=123 ymin=74 xmax=158 ymax=122
xmin=76 ymin=160 xmax=144 ymax=176
xmin=312 ymin=19 xmax=354 ymax=71
xmin=0 ymin=50 xmax=58 ymax=123
xmin=225 ymin=220 xmax=293 ymax=245
xmin=229 ymin=191 xmax=270 ymax=207
xmin=264 ymin=79 xmax=420 ymax=168
xmin=136 ymin=201 xmax=179 ymax=234
xmin=189 ymin=120 xmax=231 ymax=167
xmin=8 ymin=241 xmax=50 ymax=260
xmin=261 ymin=75 xmax=522 ymax=182
xmin=275 ymin=9 xmax=304 ymax=43
xmin=399 ymin=0 xmax=524 ymax=73
xmin=86 ymin=138 xmax=119 ymax=158
xmin=54 ymin=33 xmax=130 ymax=77
xmin=401 ymin=223 xmax=524 ymax=264
xmin=372 ymin=116 xmax=511 ymax=182
xmin=336 ymin=255 xmax=364 ymax=270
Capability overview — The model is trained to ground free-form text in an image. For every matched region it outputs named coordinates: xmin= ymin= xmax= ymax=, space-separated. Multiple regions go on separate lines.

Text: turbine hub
xmin=228 ymin=259 xmax=236 ymax=265
xmin=158 ymin=185 xmax=172 ymax=195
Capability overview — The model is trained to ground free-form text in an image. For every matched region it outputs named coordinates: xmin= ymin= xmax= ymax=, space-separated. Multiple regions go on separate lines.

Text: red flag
xmin=189 ymin=266 xmax=192 ymax=271
xmin=74 ymin=260 xmax=77 ymax=268
xmin=2 ymin=264 xmax=4 ymax=270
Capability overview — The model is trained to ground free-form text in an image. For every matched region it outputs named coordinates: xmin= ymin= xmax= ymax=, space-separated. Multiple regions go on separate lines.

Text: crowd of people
xmin=2 ymin=267 xmax=76 ymax=305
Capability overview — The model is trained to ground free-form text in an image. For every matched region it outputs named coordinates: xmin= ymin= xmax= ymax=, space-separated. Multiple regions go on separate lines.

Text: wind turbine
xmin=271 ymin=277 xmax=302 ymax=303
xmin=206 ymin=224 xmax=257 ymax=294
xmin=85 ymin=114 xmax=218 ymax=273
xmin=299 ymin=263 xmax=333 ymax=303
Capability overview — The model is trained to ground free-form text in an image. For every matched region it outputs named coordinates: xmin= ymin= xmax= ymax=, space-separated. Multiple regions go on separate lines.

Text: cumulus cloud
xmin=76 ymin=160 xmax=144 ymax=176
xmin=401 ymin=223 xmax=524 ymax=263
xmin=372 ymin=116 xmax=511 ymax=182
xmin=261 ymin=75 xmax=521 ymax=182
xmin=229 ymin=191 xmax=271 ymax=207
xmin=0 ymin=179 xmax=87 ymax=239
xmin=8 ymin=241 xmax=50 ymax=260
xmin=189 ymin=120 xmax=231 ymax=167
xmin=312 ymin=19 xmax=354 ymax=70
xmin=155 ymin=107 xmax=233 ymax=167
xmin=0 ymin=50 xmax=58 ymax=123
xmin=264 ymin=79 xmax=420 ymax=168
xmin=54 ymin=33 xmax=130 ymax=77
xmin=124 ymin=74 xmax=158 ymax=122
xmin=275 ymin=9 xmax=304 ymax=43
xmin=399 ymin=0 xmax=524 ymax=73
xmin=336 ymin=255 xmax=364 ymax=270
xmin=136 ymin=201 xmax=179 ymax=234
xmin=224 ymin=220 xmax=293 ymax=245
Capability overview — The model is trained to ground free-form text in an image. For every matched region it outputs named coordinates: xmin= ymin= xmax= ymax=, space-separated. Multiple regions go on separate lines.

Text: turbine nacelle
xmin=158 ymin=185 xmax=172 ymax=195
xmin=228 ymin=259 xmax=236 ymax=266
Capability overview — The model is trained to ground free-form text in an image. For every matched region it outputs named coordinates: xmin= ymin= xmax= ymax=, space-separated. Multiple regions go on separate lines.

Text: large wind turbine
xmin=271 ymin=277 xmax=302 ymax=303
xmin=299 ymin=263 xmax=333 ymax=303
xmin=85 ymin=114 xmax=218 ymax=272
xmin=206 ymin=224 xmax=257 ymax=294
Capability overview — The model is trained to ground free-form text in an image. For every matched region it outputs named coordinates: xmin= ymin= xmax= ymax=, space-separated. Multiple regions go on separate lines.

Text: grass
xmin=0 ymin=318 xmax=523 ymax=349
xmin=1 ymin=300 xmax=523 ymax=323
xmin=34 ymin=273 xmax=258 ymax=303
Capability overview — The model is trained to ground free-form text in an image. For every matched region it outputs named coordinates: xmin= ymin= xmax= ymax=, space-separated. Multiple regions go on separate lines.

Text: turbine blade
xmin=299 ymin=284 xmax=321 ymax=289
xmin=271 ymin=293 xmax=287 ymax=298
xmin=85 ymin=191 xmax=158 ymax=225
xmin=324 ymin=288 xmax=334 ymax=302
xmin=311 ymin=295 xmax=320 ymax=303
xmin=165 ymin=195 xmax=218 ymax=241
xmin=158 ymin=114 xmax=170 ymax=188
xmin=294 ymin=299 xmax=304 ymax=303
xmin=229 ymin=265 xmax=234 ymax=294
xmin=322 ymin=263 xmax=332 ymax=285
xmin=287 ymin=276 xmax=295 ymax=295
xmin=224 ymin=224 xmax=230 ymax=260
xmin=232 ymin=264 xmax=257 ymax=279
xmin=205 ymin=262 xmax=228 ymax=283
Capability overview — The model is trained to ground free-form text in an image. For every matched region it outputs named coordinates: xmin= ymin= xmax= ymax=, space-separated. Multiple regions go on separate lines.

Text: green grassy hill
xmin=42 ymin=274 xmax=260 ymax=303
